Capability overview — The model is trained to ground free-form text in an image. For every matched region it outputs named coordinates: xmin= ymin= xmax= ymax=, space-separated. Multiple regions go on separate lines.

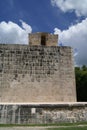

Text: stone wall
xmin=0 ymin=103 xmax=87 ymax=124
xmin=29 ymin=32 xmax=58 ymax=46
xmin=0 ymin=44 xmax=76 ymax=102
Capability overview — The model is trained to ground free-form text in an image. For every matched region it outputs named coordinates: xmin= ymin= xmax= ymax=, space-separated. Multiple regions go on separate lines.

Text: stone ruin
xmin=0 ymin=32 xmax=76 ymax=102
xmin=0 ymin=32 xmax=86 ymax=124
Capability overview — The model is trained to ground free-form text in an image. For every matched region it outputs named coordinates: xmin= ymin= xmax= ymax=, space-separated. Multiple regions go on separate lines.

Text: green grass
xmin=0 ymin=122 xmax=87 ymax=128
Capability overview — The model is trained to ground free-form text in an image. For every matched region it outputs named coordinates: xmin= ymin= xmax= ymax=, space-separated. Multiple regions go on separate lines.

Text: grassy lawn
xmin=0 ymin=122 xmax=87 ymax=130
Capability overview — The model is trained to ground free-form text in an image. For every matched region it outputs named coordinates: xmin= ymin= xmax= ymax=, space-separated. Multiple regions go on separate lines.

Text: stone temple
xmin=1 ymin=32 xmax=87 ymax=124
xmin=0 ymin=32 xmax=76 ymax=102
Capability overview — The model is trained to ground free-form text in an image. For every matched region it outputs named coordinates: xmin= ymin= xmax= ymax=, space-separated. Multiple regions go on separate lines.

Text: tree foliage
xmin=75 ymin=65 xmax=87 ymax=101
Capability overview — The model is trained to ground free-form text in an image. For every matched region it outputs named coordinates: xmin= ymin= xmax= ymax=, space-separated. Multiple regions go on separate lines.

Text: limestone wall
xmin=29 ymin=32 xmax=58 ymax=46
xmin=0 ymin=44 xmax=76 ymax=102
xmin=0 ymin=103 xmax=87 ymax=124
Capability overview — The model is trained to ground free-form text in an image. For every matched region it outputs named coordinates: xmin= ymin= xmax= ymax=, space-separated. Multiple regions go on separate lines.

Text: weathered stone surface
xmin=0 ymin=43 xmax=76 ymax=102
xmin=0 ymin=103 xmax=87 ymax=124
xmin=29 ymin=32 xmax=58 ymax=46
xmin=0 ymin=32 xmax=76 ymax=103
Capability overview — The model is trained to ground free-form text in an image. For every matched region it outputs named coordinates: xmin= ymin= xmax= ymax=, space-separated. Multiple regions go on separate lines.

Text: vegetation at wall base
xmin=75 ymin=65 xmax=87 ymax=101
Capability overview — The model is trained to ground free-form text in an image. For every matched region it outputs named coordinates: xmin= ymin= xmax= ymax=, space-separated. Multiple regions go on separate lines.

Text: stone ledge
xmin=0 ymin=102 xmax=87 ymax=108
xmin=0 ymin=102 xmax=87 ymax=124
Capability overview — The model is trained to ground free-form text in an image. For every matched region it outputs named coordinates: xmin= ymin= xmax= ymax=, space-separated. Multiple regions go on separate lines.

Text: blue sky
xmin=0 ymin=0 xmax=77 ymax=32
xmin=0 ymin=0 xmax=87 ymax=66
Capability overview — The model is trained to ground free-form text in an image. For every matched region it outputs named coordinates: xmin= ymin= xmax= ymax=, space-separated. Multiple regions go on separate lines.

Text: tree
xmin=75 ymin=65 xmax=87 ymax=101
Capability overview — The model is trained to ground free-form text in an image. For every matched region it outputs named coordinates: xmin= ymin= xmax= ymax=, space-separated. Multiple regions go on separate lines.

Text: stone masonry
xmin=29 ymin=32 xmax=58 ymax=46
xmin=0 ymin=103 xmax=87 ymax=124
xmin=0 ymin=32 xmax=76 ymax=102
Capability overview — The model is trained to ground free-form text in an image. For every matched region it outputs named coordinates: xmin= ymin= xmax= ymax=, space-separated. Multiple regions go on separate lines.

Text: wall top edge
xmin=0 ymin=44 xmax=72 ymax=48
xmin=0 ymin=102 xmax=87 ymax=106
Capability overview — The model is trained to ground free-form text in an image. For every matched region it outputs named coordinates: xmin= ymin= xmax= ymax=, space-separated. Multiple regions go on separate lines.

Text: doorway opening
xmin=41 ymin=35 xmax=46 ymax=45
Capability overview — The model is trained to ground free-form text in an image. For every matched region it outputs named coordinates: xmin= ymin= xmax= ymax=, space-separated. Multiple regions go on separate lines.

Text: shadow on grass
xmin=47 ymin=126 xmax=87 ymax=130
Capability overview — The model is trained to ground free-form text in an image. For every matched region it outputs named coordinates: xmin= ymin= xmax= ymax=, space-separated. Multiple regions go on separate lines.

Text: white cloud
xmin=54 ymin=18 xmax=87 ymax=66
xmin=20 ymin=20 xmax=32 ymax=33
xmin=0 ymin=20 xmax=32 ymax=44
xmin=51 ymin=0 xmax=87 ymax=16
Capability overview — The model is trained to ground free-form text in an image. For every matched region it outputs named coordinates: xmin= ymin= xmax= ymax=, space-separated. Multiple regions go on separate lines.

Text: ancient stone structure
xmin=29 ymin=32 xmax=58 ymax=46
xmin=0 ymin=32 xmax=76 ymax=102
xmin=0 ymin=103 xmax=87 ymax=124
xmin=0 ymin=32 xmax=81 ymax=124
